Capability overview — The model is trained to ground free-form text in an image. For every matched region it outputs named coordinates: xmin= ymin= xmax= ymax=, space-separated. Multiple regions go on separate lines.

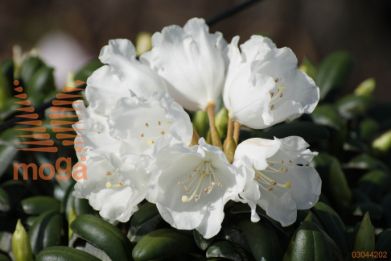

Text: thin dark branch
xmin=206 ymin=0 xmax=262 ymax=27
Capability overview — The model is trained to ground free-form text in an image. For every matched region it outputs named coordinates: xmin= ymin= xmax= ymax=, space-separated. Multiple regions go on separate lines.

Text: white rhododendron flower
xmin=224 ymin=35 xmax=320 ymax=129
xmin=86 ymin=39 xmax=169 ymax=114
xmin=108 ymin=93 xmax=193 ymax=154
xmin=74 ymin=151 xmax=150 ymax=223
xmin=142 ymin=18 xmax=227 ymax=111
xmin=148 ymin=139 xmax=245 ymax=238
xmin=234 ymin=136 xmax=322 ymax=226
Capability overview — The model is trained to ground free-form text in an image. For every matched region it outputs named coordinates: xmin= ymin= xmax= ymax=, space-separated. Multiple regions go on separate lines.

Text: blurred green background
xmin=0 ymin=0 xmax=390 ymax=100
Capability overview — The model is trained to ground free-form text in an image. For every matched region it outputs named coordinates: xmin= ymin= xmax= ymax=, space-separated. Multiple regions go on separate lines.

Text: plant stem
xmin=206 ymin=103 xmax=222 ymax=148
xmin=233 ymin=121 xmax=241 ymax=144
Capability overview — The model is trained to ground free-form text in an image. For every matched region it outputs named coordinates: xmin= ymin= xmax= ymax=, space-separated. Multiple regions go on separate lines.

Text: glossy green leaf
xmin=345 ymin=154 xmax=388 ymax=171
xmin=129 ymin=202 xmax=162 ymax=242
xmin=21 ymin=196 xmax=61 ymax=215
xmin=20 ymin=56 xmax=45 ymax=85
xmin=359 ymin=119 xmax=379 ymax=141
xmin=311 ymin=202 xmax=348 ymax=254
xmin=0 ymin=188 xmax=10 ymax=212
xmin=316 ymin=51 xmax=352 ymax=100
xmin=36 ymin=246 xmax=100 ymax=261
xmin=132 ymin=228 xmax=195 ymax=261
xmin=71 ymin=214 xmax=132 ymax=261
xmin=315 ymin=154 xmax=352 ymax=209
xmin=238 ymin=220 xmax=282 ymax=261
xmin=193 ymin=230 xmax=213 ymax=251
xmin=353 ymin=213 xmax=375 ymax=253
xmin=283 ymin=222 xmax=335 ymax=261
xmin=206 ymin=241 xmax=250 ymax=261
xmin=29 ymin=211 xmax=64 ymax=254
xmin=372 ymin=130 xmax=391 ymax=152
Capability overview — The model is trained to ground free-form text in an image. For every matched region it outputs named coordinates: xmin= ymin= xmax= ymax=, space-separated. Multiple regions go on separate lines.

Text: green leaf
xmin=29 ymin=211 xmax=64 ymax=254
xmin=312 ymin=105 xmax=346 ymax=131
xmin=206 ymin=241 xmax=250 ymax=261
xmin=345 ymin=154 xmax=388 ymax=172
xmin=193 ymin=230 xmax=213 ymax=251
xmin=28 ymin=65 xmax=56 ymax=105
xmin=74 ymin=59 xmax=102 ymax=82
xmin=376 ymin=229 xmax=391 ymax=253
xmin=36 ymin=246 xmax=100 ymax=261
xmin=283 ymin=222 xmax=335 ymax=261
xmin=359 ymin=119 xmax=379 ymax=141
xmin=20 ymin=56 xmax=45 ymax=85
xmin=71 ymin=214 xmax=132 ymax=261
xmin=314 ymin=154 xmax=352 ymax=209
xmin=0 ymin=188 xmax=10 ymax=212
xmin=0 ymin=253 xmax=10 ymax=261
xmin=311 ymin=202 xmax=348 ymax=255
xmin=299 ymin=58 xmax=317 ymax=79
xmin=238 ymin=220 xmax=282 ymax=261
xmin=336 ymin=95 xmax=371 ymax=119
xmin=358 ymin=170 xmax=391 ymax=201
xmin=129 ymin=202 xmax=162 ymax=242
xmin=132 ymin=228 xmax=195 ymax=261
xmin=372 ymin=130 xmax=391 ymax=152
xmin=353 ymin=213 xmax=375 ymax=254
xmin=316 ymin=51 xmax=353 ymax=100
xmin=21 ymin=196 xmax=61 ymax=215
xmin=256 ymin=122 xmax=330 ymax=143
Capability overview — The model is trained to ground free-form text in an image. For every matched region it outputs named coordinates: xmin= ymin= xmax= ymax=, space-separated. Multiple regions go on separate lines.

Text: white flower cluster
xmin=73 ymin=18 xmax=321 ymax=239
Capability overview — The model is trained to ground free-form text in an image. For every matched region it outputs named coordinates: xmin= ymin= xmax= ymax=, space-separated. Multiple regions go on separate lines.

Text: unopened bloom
xmin=142 ymin=18 xmax=227 ymax=111
xmin=224 ymin=36 xmax=319 ymax=129
xmin=86 ymin=39 xmax=169 ymax=114
xmin=234 ymin=136 xmax=321 ymax=226
xmin=148 ymin=139 xmax=245 ymax=238
xmin=74 ymin=151 xmax=150 ymax=223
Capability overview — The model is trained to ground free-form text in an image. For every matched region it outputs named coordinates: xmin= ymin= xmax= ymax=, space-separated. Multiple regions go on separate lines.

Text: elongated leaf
xmin=36 ymin=246 xmax=100 ymax=261
xmin=29 ymin=211 xmax=64 ymax=254
xmin=132 ymin=228 xmax=195 ymax=261
xmin=284 ymin=222 xmax=335 ymax=261
xmin=376 ymin=229 xmax=391 ymax=253
xmin=238 ymin=220 xmax=282 ymax=261
xmin=71 ymin=214 xmax=132 ymax=261
xmin=129 ymin=202 xmax=162 ymax=241
xmin=206 ymin=241 xmax=250 ymax=261
xmin=337 ymin=95 xmax=371 ymax=120
xmin=316 ymin=51 xmax=352 ymax=100
xmin=311 ymin=202 xmax=348 ymax=255
xmin=315 ymin=154 xmax=352 ymax=209
xmin=21 ymin=196 xmax=61 ymax=215
xmin=193 ymin=230 xmax=213 ymax=251
xmin=312 ymin=105 xmax=346 ymax=131
xmin=20 ymin=56 xmax=45 ymax=86
xmin=0 ymin=188 xmax=10 ymax=212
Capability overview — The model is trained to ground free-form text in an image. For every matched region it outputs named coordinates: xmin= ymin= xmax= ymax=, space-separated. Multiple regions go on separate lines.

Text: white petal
xmin=234 ymin=138 xmax=281 ymax=170
xmin=142 ymin=18 xmax=227 ymax=111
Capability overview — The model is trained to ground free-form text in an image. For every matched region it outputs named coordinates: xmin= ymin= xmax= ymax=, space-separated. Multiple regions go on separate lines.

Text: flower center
xmin=138 ymin=119 xmax=171 ymax=146
xmin=255 ymin=159 xmax=292 ymax=191
xmin=179 ymin=161 xmax=222 ymax=203
xmin=269 ymin=78 xmax=285 ymax=110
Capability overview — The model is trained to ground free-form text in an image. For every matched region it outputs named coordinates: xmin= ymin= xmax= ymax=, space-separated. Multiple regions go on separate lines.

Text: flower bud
xmin=136 ymin=32 xmax=152 ymax=56
xmin=215 ymin=108 xmax=228 ymax=140
xmin=12 ymin=220 xmax=33 ymax=261
xmin=193 ymin=111 xmax=209 ymax=138
xmin=354 ymin=78 xmax=375 ymax=97
xmin=373 ymin=130 xmax=391 ymax=152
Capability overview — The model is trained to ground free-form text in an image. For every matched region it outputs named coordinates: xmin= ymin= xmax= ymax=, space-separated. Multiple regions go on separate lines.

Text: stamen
xmin=179 ymin=161 xmax=221 ymax=203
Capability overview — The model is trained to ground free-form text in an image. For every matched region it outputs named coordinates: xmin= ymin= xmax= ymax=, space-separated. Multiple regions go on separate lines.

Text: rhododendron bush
xmin=0 ymin=16 xmax=390 ymax=261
